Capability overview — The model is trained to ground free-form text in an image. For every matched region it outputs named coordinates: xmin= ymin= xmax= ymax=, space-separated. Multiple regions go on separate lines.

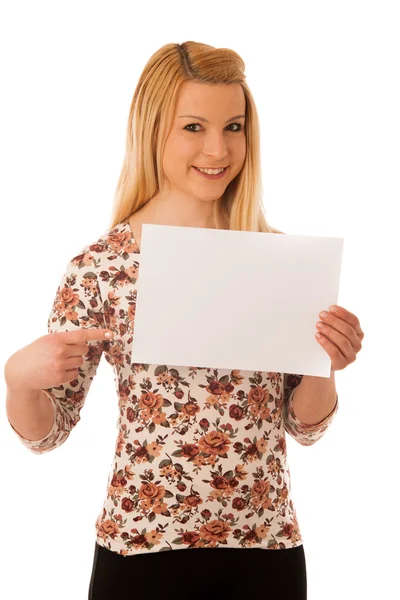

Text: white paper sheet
xmin=131 ymin=224 xmax=344 ymax=377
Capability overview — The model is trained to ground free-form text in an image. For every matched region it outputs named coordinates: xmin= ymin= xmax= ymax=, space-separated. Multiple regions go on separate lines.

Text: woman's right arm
xmin=5 ymin=360 xmax=55 ymax=442
xmin=5 ymin=242 xmax=113 ymax=455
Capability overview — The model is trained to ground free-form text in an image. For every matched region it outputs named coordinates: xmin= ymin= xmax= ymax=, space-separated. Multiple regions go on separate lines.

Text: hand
xmin=315 ymin=305 xmax=364 ymax=372
xmin=5 ymin=328 xmax=114 ymax=393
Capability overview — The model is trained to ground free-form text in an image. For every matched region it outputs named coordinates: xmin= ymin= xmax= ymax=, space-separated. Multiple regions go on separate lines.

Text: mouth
xmin=192 ymin=166 xmax=229 ymax=180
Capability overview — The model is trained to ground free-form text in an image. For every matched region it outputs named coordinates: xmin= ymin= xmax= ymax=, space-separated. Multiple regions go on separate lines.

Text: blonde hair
xmin=108 ymin=41 xmax=283 ymax=234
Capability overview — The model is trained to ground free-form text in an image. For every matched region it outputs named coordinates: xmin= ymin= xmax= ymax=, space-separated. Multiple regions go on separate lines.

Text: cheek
xmin=235 ymin=143 xmax=247 ymax=170
xmin=237 ymin=136 xmax=247 ymax=156
xmin=169 ymin=132 xmax=195 ymax=153
xmin=167 ymin=141 xmax=196 ymax=173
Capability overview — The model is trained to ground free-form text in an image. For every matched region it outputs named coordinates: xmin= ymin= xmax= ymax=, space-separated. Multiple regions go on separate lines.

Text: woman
xmin=7 ymin=41 xmax=363 ymax=599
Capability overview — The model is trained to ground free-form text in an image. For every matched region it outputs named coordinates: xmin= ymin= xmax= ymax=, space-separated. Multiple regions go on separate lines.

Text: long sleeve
xmin=282 ymin=372 xmax=339 ymax=446
xmin=8 ymin=244 xmax=107 ymax=455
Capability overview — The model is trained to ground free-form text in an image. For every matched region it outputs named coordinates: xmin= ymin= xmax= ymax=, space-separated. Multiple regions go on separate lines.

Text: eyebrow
xmin=178 ymin=114 xmax=246 ymax=124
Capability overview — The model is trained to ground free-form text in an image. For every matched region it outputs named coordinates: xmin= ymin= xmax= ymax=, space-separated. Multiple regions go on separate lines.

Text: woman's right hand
xmin=5 ymin=328 xmax=114 ymax=392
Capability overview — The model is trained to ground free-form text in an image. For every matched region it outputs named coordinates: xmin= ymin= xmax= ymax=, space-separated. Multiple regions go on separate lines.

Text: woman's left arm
xmin=292 ymin=304 xmax=364 ymax=426
xmin=292 ymin=369 xmax=337 ymax=425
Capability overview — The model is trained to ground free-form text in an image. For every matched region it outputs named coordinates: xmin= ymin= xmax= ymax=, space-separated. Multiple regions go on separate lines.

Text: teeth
xmin=196 ymin=167 xmax=225 ymax=175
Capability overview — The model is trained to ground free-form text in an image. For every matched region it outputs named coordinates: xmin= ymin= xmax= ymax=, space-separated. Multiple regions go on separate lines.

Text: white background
xmin=1 ymin=1 xmax=399 ymax=598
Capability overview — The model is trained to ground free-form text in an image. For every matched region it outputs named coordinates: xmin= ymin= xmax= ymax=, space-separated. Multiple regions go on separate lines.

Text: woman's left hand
xmin=316 ymin=305 xmax=364 ymax=372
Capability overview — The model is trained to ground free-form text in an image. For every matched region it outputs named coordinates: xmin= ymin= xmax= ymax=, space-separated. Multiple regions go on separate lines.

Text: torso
xmin=16 ymin=218 xmax=339 ymax=555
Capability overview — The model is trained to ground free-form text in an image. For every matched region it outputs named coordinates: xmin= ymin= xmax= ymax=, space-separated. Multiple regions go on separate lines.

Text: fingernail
xmin=104 ymin=331 xmax=114 ymax=338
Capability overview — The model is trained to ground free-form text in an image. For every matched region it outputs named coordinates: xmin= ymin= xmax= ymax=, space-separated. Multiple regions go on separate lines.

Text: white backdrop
xmin=1 ymin=1 xmax=399 ymax=598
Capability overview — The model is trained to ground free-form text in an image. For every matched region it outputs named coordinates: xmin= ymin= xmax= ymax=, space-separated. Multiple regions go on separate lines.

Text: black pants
xmin=88 ymin=541 xmax=307 ymax=599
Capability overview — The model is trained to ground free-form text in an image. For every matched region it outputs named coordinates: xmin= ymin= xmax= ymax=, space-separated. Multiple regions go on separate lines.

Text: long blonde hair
xmin=108 ymin=41 xmax=283 ymax=234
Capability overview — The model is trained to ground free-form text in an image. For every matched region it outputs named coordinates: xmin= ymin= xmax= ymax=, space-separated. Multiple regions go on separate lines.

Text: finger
xmin=65 ymin=355 xmax=85 ymax=369
xmin=329 ymin=306 xmax=364 ymax=339
xmin=319 ymin=313 xmax=362 ymax=351
xmin=316 ymin=333 xmax=348 ymax=369
xmin=58 ymin=328 xmax=115 ymax=344
xmin=317 ymin=326 xmax=357 ymax=361
xmin=66 ymin=342 xmax=91 ymax=358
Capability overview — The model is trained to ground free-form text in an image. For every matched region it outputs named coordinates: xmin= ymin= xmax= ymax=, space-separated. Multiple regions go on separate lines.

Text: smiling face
xmin=160 ymin=81 xmax=247 ymax=204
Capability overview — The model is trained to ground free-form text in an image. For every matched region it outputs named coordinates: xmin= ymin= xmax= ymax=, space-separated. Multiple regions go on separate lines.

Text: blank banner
xmin=131 ymin=224 xmax=344 ymax=377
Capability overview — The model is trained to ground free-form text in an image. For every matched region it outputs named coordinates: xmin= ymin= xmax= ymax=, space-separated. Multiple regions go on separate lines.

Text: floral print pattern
xmin=8 ymin=219 xmax=339 ymax=556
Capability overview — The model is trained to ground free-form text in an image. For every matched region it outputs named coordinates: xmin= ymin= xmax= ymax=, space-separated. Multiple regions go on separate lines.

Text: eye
xmin=184 ymin=123 xmax=244 ymax=133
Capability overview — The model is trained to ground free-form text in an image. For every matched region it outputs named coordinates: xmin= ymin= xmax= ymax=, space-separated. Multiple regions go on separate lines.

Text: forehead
xmin=175 ymin=81 xmax=246 ymax=116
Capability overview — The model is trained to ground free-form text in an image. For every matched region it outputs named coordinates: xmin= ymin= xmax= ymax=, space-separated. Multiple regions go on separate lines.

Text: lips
xmin=193 ymin=166 xmax=228 ymax=172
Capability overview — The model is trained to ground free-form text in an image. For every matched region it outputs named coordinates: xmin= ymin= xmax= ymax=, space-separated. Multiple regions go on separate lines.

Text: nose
xmin=202 ymin=132 xmax=229 ymax=160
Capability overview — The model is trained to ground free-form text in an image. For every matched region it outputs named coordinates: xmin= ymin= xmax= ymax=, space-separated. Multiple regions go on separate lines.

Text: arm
xmin=6 ymin=383 xmax=56 ymax=442
xmin=282 ymin=371 xmax=339 ymax=446
xmin=7 ymin=245 xmax=106 ymax=455
xmin=292 ymin=369 xmax=337 ymax=425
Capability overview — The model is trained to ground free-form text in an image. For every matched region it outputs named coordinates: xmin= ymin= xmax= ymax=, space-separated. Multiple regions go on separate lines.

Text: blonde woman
xmin=7 ymin=41 xmax=349 ymax=600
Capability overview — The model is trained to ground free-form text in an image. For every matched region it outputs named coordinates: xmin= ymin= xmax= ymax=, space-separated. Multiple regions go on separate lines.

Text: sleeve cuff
xmin=287 ymin=389 xmax=339 ymax=431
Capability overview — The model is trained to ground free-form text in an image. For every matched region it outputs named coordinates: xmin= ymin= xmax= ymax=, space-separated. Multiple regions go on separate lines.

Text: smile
xmin=192 ymin=166 xmax=228 ymax=180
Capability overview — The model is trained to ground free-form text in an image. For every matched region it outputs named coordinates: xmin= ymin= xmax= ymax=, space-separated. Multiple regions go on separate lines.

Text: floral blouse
xmin=8 ymin=219 xmax=339 ymax=556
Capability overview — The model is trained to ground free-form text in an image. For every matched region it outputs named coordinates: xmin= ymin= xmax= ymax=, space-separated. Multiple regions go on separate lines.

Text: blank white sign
xmin=131 ymin=225 xmax=344 ymax=377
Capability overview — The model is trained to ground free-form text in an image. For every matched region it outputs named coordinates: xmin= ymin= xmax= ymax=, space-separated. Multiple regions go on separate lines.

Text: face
xmin=160 ymin=81 xmax=247 ymax=204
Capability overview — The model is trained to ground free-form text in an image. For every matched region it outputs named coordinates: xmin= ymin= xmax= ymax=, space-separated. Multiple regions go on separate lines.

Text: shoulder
xmin=69 ymin=220 xmax=136 ymax=267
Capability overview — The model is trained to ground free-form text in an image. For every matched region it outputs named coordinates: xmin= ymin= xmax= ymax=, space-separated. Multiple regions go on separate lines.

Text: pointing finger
xmin=56 ymin=328 xmax=115 ymax=344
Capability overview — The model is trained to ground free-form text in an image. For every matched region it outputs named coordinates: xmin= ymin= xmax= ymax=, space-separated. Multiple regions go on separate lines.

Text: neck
xmin=143 ymin=192 xmax=218 ymax=229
